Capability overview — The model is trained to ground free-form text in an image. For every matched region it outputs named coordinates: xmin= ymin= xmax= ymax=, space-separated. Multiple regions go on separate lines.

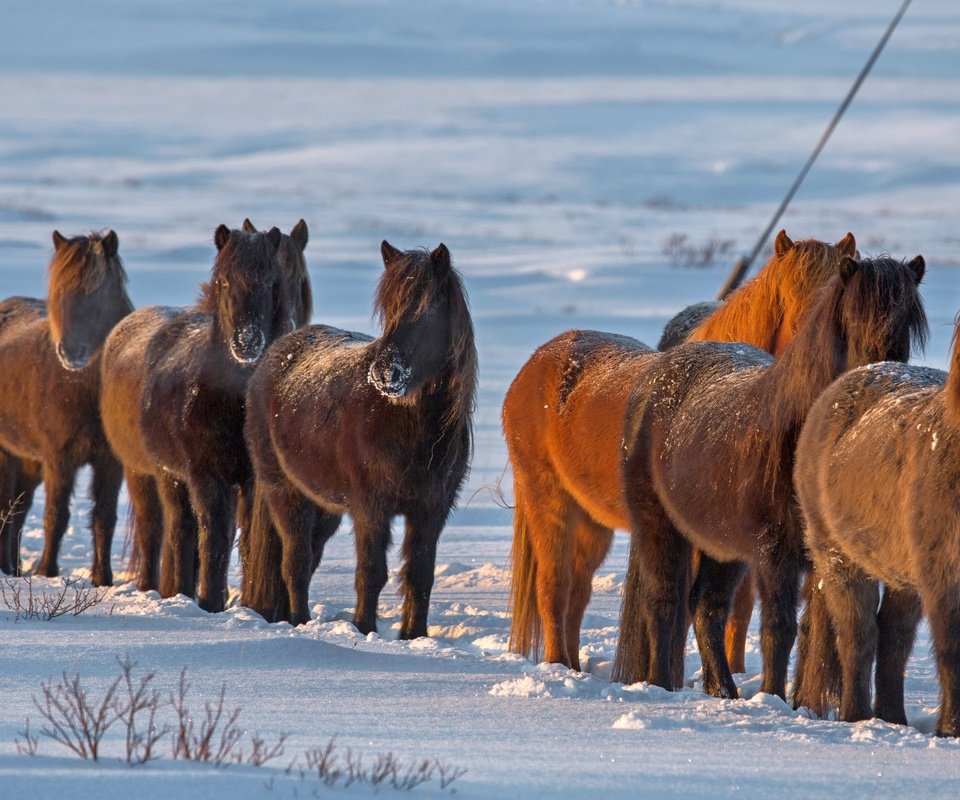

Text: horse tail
xmin=792 ymin=569 xmax=841 ymax=717
xmin=612 ymin=531 xmax=649 ymax=685
xmin=240 ymin=482 xmax=289 ymax=624
xmin=508 ymin=493 xmax=541 ymax=659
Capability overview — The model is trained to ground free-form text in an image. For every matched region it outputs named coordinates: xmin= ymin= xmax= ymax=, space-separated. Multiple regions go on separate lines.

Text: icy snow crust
xmin=2 ymin=0 xmax=960 ymax=797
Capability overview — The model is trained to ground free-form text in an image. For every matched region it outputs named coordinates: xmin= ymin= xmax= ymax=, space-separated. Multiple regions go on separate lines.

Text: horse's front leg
xmin=262 ymin=480 xmax=313 ymax=626
xmin=755 ymin=545 xmax=803 ymax=700
xmin=89 ymin=449 xmax=123 ymax=587
xmin=34 ymin=462 xmax=76 ymax=578
xmin=398 ymin=506 xmax=448 ymax=640
xmin=127 ymin=470 xmax=163 ymax=591
xmin=157 ymin=474 xmax=198 ymax=599
xmin=352 ymin=508 xmax=392 ymax=635
xmin=689 ymin=554 xmax=744 ymax=698
xmin=923 ymin=589 xmax=960 ymax=737
xmin=188 ymin=474 xmax=236 ymax=613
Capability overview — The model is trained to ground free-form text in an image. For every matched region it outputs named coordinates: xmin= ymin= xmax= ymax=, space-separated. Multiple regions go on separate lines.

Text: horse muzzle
xmin=55 ymin=341 xmax=92 ymax=371
xmin=230 ymin=325 xmax=266 ymax=364
xmin=368 ymin=346 xmax=413 ymax=399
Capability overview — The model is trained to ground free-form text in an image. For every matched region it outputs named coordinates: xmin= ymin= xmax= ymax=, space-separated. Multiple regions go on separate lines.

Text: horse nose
xmin=230 ymin=325 xmax=265 ymax=364
xmin=56 ymin=341 xmax=89 ymax=371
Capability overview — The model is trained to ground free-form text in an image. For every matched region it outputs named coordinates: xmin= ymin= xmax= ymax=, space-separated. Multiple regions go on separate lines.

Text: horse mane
xmin=48 ymin=231 xmax=128 ymax=297
xmin=945 ymin=311 xmax=960 ymax=425
xmin=753 ymin=256 xmax=928 ymax=489
xmin=689 ymin=237 xmax=850 ymax=351
xmin=374 ymin=248 xmax=478 ymax=441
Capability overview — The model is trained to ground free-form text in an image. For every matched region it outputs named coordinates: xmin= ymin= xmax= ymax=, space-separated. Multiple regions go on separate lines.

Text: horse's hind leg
xmin=34 ymin=463 xmax=76 ymax=578
xmin=352 ymin=509 xmax=392 ymax=635
xmin=89 ymin=450 xmax=123 ymax=587
xmin=309 ymin=507 xmax=341 ymax=575
xmin=725 ymin=570 xmax=754 ymax=674
xmin=127 ymin=470 xmax=162 ymax=591
xmin=817 ymin=561 xmax=879 ymax=722
xmin=689 ymin=555 xmax=744 ymax=698
xmin=157 ymin=474 xmax=198 ymax=599
xmin=566 ymin=509 xmax=614 ymax=669
xmin=754 ymin=543 xmax=804 ymax=700
xmin=0 ymin=450 xmax=23 ymax=575
xmin=262 ymin=481 xmax=314 ymax=626
xmin=874 ymin=586 xmax=921 ymax=725
xmin=399 ymin=506 xmax=448 ymax=640
xmin=921 ymin=590 xmax=960 ymax=737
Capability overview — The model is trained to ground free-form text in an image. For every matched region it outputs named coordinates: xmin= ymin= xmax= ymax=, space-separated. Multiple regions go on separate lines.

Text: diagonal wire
xmin=717 ymin=0 xmax=915 ymax=300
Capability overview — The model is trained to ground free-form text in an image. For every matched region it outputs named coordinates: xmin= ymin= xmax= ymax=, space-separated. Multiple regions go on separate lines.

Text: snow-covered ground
xmin=1 ymin=1 xmax=960 ymax=796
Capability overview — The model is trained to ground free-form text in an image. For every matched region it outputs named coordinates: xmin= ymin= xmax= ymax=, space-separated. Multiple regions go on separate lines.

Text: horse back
xmin=795 ymin=363 xmax=948 ymax=590
xmin=503 ymin=329 xmax=657 ymax=531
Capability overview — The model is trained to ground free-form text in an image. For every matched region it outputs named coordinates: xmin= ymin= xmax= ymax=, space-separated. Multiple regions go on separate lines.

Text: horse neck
xmin=692 ymin=274 xmax=780 ymax=352
xmin=945 ymin=333 xmax=960 ymax=425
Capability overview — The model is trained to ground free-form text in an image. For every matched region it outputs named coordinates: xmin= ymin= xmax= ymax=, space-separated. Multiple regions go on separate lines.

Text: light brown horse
xmin=0 ymin=231 xmax=132 ymax=585
xmin=505 ymin=231 xmax=857 ymax=670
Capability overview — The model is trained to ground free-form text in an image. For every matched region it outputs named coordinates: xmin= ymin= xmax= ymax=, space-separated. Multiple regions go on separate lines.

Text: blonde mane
xmin=689 ymin=231 xmax=856 ymax=354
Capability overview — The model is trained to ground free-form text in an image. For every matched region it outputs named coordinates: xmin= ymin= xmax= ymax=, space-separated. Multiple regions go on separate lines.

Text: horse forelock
xmin=690 ymin=237 xmax=847 ymax=353
xmin=48 ymin=232 xmax=127 ymax=298
xmin=198 ymin=230 xmax=280 ymax=314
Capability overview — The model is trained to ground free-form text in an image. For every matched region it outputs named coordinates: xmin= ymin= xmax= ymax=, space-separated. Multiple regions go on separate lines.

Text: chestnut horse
xmin=613 ymin=255 xmax=927 ymax=700
xmin=791 ymin=299 xmax=960 ymax=737
xmin=135 ymin=225 xmax=288 ymax=612
xmin=505 ymin=231 xmax=855 ymax=670
xmin=242 ymin=242 xmax=476 ymax=634
xmin=101 ymin=221 xmax=310 ymax=593
xmin=660 ymin=231 xmax=857 ymax=672
xmin=0 ymin=230 xmax=132 ymax=585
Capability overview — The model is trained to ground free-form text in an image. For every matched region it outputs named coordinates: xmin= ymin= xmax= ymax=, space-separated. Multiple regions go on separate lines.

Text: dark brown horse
xmin=136 ymin=224 xmax=288 ymax=611
xmin=504 ymin=232 xmax=855 ymax=671
xmin=101 ymin=221 xmax=310 ymax=593
xmin=613 ymin=255 xmax=927 ymax=700
xmin=0 ymin=230 xmax=132 ymax=585
xmin=242 ymin=241 xmax=476 ymax=635
xmin=659 ymin=231 xmax=857 ymax=672
xmin=790 ymin=295 xmax=960 ymax=736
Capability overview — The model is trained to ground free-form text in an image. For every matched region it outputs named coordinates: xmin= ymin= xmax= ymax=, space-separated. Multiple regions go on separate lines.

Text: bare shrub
xmin=14 ymin=717 xmax=38 ymax=756
xmin=0 ymin=574 xmax=110 ymax=621
xmin=117 ymin=655 xmax=168 ymax=765
xmin=170 ymin=669 xmax=243 ymax=765
xmin=304 ymin=737 xmax=343 ymax=786
xmin=245 ymin=732 xmax=289 ymax=767
xmin=33 ymin=671 xmax=123 ymax=760
xmin=662 ymin=232 xmax=735 ymax=268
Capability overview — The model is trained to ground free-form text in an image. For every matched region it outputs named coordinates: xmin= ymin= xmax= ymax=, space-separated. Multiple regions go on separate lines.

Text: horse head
xmin=48 ymin=229 xmax=133 ymax=371
xmin=242 ymin=218 xmax=312 ymax=329
xmin=207 ymin=224 xmax=286 ymax=365
xmin=368 ymin=240 xmax=472 ymax=405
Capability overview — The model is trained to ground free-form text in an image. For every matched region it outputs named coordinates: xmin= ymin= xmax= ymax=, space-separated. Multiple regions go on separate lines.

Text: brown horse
xmin=0 ymin=230 xmax=132 ymax=585
xmin=101 ymin=221 xmax=310 ymax=593
xmin=790 ymin=302 xmax=960 ymax=736
xmin=663 ymin=231 xmax=857 ymax=673
xmin=242 ymin=242 xmax=476 ymax=634
xmin=505 ymin=231 xmax=855 ymax=670
xmin=135 ymin=224 xmax=288 ymax=612
xmin=613 ymin=255 xmax=927 ymax=700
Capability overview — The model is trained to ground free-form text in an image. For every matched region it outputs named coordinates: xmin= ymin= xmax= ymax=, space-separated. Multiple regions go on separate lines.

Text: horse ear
xmin=242 ymin=218 xmax=257 ymax=234
xmin=214 ymin=224 xmax=231 ymax=251
xmin=774 ymin=229 xmax=794 ymax=256
xmin=839 ymin=255 xmax=859 ymax=285
xmin=836 ymin=232 xmax=857 ymax=257
xmin=266 ymin=227 xmax=282 ymax=249
xmin=102 ymin=230 xmax=119 ymax=258
xmin=908 ymin=255 xmax=925 ymax=285
xmin=52 ymin=230 xmax=67 ymax=251
xmin=381 ymin=240 xmax=403 ymax=268
xmin=290 ymin=219 xmax=308 ymax=251
xmin=430 ymin=243 xmax=451 ymax=271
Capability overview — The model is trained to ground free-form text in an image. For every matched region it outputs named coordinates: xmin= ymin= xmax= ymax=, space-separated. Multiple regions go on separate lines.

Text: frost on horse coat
xmin=504 ymin=231 xmax=856 ymax=672
xmin=242 ymin=241 xmax=476 ymax=635
xmin=792 ymin=308 xmax=960 ymax=737
xmin=614 ymin=255 xmax=927 ymax=700
xmin=0 ymin=230 xmax=132 ymax=585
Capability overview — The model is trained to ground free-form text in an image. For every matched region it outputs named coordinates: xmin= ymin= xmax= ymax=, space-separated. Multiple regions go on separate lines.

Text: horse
xmin=101 ymin=220 xmax=310 ymax=593
xmin=136 ymin=224 xmax=288 ymax=612
xmin=242 ymin=241 xmax=476 ymax=635
xmin=613 ymin=254 xmax=927 ymax=701
xmin=660 ymin=231 xmax=857 ymax=673
xmin=790 ymin=307 xmax=960 ymax=736
xmin=0 ymin=230 xmax=133 ymax=585
xmin=504 ymin=231 xmax=856 ymax=671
